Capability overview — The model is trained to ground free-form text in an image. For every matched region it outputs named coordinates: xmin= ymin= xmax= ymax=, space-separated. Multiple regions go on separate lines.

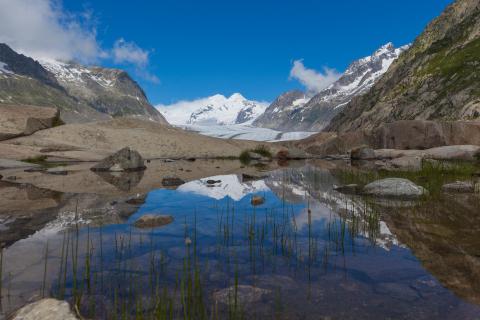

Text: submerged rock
xmin=134 ymin=214 xmax=174 ymax=228
xmin=251 ymin=196 xmax=265 ymax=206
xmin=442 ymin=181 xmax=475 ymax=193
xmin=161 ymin=177 xmax=185 ymax=187
xmin=91 ymin=147 xmax=146 ymax=172
xmin=11 ymin=298 xmax=78 ymax=320
xmin=213 ymin=285 xmax=271 ymax=305
xmin=363 ymin=178 xmax=427 ymax=199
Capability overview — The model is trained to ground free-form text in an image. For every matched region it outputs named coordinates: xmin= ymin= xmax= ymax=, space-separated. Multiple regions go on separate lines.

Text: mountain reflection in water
xmin=0 ymin=162 xmax=479 ymax=319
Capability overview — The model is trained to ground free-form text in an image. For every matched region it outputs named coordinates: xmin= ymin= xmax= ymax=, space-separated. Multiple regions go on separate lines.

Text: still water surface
xmin=1 ymin=162 xmax=480 ymax=319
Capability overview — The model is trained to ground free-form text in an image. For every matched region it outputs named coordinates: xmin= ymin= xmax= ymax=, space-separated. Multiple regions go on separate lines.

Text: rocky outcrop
xmin=363 ymin=178 xmax=428 ymax=199
xmin=326 ymin=0 xmax=480 ymax=132
xmin=298 ymin=120 xmax=480 ymax=158
xmin=11 ymin=299 xmax=78 ymax=320
xmin=0 ymin=104 xmax=59 ymax=141
xmin=91 ymin=147 xmax=146 ymax=172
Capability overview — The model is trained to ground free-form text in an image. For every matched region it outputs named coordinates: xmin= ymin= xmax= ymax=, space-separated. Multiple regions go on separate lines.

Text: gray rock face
xmin=254 ymin=43 xmax=407 ymax=131
xmin=11 ymin=299 xmax=78 ymax=320
xmin=363 ymin=178 xmax=427 ymax=199
xmin=91 ymin=147 xmax=146 ymax=172
xmin=0 ymin=43 xmax=167 ymax=124
xmin=134 ymin=214 xmax=174 ymax=228
xmin=442 ymin=181 xmax=475 ymax=193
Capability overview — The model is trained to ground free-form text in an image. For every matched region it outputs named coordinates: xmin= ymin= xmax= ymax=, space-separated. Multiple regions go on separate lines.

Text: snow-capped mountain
xmin=157 ymin=93 xmax=268 ymax=125
xmin=39 ymin=59 xmax=167 ymax=123
xmin=0 ymin=43 xmax=166 ymax=123
xmin=254 ymin=43 xmax=409 ymax=131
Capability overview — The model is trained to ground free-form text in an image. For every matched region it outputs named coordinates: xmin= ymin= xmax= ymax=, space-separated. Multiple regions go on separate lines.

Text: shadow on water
xmin=0 ymin=160 xmax=480 ymax=319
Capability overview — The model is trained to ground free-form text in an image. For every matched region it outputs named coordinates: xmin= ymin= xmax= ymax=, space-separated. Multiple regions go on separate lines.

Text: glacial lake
xmin=0 ymin=160 xmax=479 ymax=319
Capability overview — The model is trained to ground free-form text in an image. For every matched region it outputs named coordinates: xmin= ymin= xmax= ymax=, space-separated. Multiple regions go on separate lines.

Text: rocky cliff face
xmin=0 ymin=43 xmax=167 ymax=124
xmin=253 ymin=43 xmax=407 ymax=131
xmin=326 ymin=0 xmax=480 ymax=132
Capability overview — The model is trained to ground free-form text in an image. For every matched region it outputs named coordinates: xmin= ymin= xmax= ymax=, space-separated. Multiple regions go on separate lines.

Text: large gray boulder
xmin=363 ymin=178 xmax=427 ymax=199
xmin=11 ymin=299 xmax=78 ymax=320
xmin=0 ymin=104 xmax=60 ymax=141
xmin=91 ymin=147 xmax=146 ymax=172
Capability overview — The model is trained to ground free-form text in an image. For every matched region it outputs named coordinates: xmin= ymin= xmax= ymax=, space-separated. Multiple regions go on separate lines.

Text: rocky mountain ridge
xmin=0 ymin=43 xmax=167 ymax=124
xmin=325 ymin=0 xmax=480 ymax=132
xmin=254 ymin=43 xmax=408 ymax=131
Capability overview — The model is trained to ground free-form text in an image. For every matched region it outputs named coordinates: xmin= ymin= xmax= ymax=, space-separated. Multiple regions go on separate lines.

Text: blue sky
xmin=2 ymin=0 xmax=453 ymax=105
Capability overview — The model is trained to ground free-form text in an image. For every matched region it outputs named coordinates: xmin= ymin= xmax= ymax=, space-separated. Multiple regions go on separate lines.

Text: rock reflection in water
xmin=93 ymin=170 xmax=144 ymax=192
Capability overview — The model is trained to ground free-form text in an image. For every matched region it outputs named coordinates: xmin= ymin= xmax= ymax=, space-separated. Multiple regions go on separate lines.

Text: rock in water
xmin=251 ymin=196 xmax=265 ymax=206
xmin=442 ymin=181 xmax=475 ymax=193
xmin=350 ymin=145 xmax=376 ymax=160
xmin=91 ymin=147 xmax=146 ymax=172
xmin=134 ymin=214 xmax=174 ymax=228
xmin=363 ymin=178 xmax=427 ymax=199
xmin=213 ymin=285 xmax=271 ymax=305
xmin=12 ymin=298 xmax=78 ymax=320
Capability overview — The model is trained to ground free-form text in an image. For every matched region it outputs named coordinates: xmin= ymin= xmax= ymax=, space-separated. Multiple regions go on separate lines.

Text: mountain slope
xmin=252 ymin=90 xmax=308 ymax=130
xmin=326 ymin=0 xmax=480 ymax=132
xmin=157 ymin=93 xmax=268 ymax=125
xmin=40 ymin=60 xmax=166 ymax=123
xmin=254 ymin=43 xmax=408 ymax=131
xmin=0 ymin=43 xmax=167 ymax=124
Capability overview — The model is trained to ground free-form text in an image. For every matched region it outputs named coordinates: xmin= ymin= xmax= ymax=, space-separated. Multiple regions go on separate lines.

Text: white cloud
xmin=289 ymin=60 xmax=341 ymax=93
xmin=0 ymin=0 xmax=160 ymax=83
xmin=0 ymin=0 xmax=103 ymax=62
xmin=113 ymin=38 xmax=149 ymax=67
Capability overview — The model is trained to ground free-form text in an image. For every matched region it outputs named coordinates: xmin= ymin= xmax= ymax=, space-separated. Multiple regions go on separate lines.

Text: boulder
xmin=0 ymin=105 xmax=60 ymax=141
xmin=161 ymin=177 xmax=185 ymax=187
xmin=363 ymin=178 xmax=427 ymax=199
xmin=90 ymin=147 xmax=146 ymax=172
xmin=350 ymin=145 xmax=376 ymax=160
xmin=11 ymin=298 xmax=78 ymax=320
xmin=390 ymin=156 xmax=423 ymax=171
xmin=423 ymin=145 xmax=480 ymax=161
xmin=442 ymin=181 xmax=475 ymax=193
xmin=134 ymin=214 xmax=174 ymax=228
xmin=213 ymin=285 xmax=271 ymax=305
xmin=251 ymin=196 xmax=265 ymax=206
